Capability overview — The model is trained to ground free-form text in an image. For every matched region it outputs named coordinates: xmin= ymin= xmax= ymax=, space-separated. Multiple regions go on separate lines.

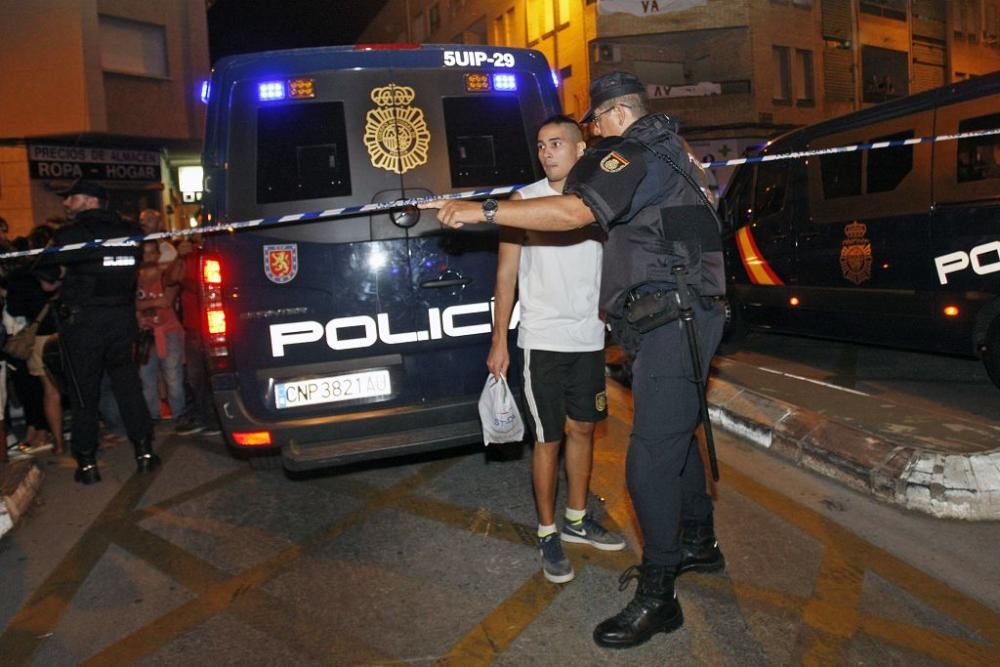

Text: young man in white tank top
xmin=488 ymin=116 xmax=626 ymax=584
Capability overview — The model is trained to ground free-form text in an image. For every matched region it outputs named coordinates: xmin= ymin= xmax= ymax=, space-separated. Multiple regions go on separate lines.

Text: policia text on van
xmin=721 ymin=73 xmax=1000 ymax=388
xmin=199 ymin=44 xmax=559 ymax=470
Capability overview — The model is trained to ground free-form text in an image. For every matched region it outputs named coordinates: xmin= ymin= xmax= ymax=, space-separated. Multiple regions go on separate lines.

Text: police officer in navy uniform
xmin=42 ymin=180 xmax=158 ymax=484
xmin=422 ymin=71 xmax=726 ymax=649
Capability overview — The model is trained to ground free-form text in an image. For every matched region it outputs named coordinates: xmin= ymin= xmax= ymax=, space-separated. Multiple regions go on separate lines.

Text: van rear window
xmin=257 ymin=102 xmax=352 ymax=204
xmin=443 ymin=96 xmax=534 ymax=188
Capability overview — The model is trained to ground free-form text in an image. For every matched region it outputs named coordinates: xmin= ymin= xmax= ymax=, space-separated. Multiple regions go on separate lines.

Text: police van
xmin=720 ymin=72 xmax=1000 ymax=388
xmin=200 ymin=44 xmax=560 ymax=469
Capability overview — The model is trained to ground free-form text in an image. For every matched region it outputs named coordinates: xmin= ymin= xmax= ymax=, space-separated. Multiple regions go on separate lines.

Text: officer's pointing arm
xmin=420 ymin=195 xmax=593 ymax=231
xmin=420 ymin=138 xmax=646 ymax=232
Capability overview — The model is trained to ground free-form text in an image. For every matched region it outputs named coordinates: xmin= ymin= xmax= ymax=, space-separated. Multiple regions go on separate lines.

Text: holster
xmin=624 ymin=289 xmax=681 ymax=334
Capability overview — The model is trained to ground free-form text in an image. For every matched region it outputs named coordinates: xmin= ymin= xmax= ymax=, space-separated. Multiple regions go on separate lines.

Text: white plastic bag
xmin=477 ymin=374 xmax=524 ymax=445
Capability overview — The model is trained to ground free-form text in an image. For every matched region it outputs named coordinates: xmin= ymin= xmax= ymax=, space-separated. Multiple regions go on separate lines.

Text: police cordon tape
xmin=700 ymin=126 xmax=1000 ymax=169
xmin=2 ymin=126 xmax=998 ymax=263
xmin=0 ymin=186 xmax=519 ymax=262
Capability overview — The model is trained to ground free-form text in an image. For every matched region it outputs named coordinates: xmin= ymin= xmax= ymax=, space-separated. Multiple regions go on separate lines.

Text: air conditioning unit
xmin=595 ymin=44 xmax=621 ymax=64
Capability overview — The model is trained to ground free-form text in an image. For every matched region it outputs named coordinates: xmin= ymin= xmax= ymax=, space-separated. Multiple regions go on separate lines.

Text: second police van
xmin=720 ymin=72 xmax=1000 ymax=388
xmin=199 ymin=44 xmax=561 ymax=469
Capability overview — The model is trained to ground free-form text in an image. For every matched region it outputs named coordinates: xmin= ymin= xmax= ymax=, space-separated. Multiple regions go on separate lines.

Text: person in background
xmin=0 ymin=216 xmax=11 ymax=461
xmin=173 ymin=236 xmax=221 ymax=436
xmin=5 ymin=227 xmax=64 ymax=456
xmin=136 ymin=241 xmax=186 ymax=424
xmin=488 ymin=115 xmax=624 ymax=585
xmin=139 ymin=208 xmax=181 ymax=281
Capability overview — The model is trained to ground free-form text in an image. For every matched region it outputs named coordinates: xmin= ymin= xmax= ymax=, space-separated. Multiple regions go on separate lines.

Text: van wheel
xmin=724 ymin=296 xmax=748 ymax=341
xmin=983 ymin=317 xmax=1000 ymax=390
xmin=720 ymin=296 xmax=748 ymax=350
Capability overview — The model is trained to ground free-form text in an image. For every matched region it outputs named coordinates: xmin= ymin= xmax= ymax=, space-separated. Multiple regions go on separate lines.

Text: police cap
xmin=57 ymin=179 xmax=107 ymax=201
xmin=581 ymin=71 xmax=646 ymax=122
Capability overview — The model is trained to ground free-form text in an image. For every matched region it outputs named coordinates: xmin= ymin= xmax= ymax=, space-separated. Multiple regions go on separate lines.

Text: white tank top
xmin=515 ymin=179 xmax=604 ymax=352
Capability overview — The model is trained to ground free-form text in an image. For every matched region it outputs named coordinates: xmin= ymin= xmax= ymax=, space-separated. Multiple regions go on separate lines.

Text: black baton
xmin=51 ymin=304 xmax=86 ymax=409
xmin=672 ymin=266 xmax=719 ymax=482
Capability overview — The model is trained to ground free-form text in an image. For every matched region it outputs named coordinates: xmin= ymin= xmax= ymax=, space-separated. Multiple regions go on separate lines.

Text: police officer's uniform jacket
xmin=565 ymin=112 xmax=724 ymax=319
xmin=52 ymin=208 xmax=143 ymax=311
xmin=565 ymin=112 xmax=725 ymax=568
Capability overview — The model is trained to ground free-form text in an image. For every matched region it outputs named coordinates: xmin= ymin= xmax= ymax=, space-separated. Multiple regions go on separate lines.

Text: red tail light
xmin=232 ymin=431 xmax=273 ymax=446
xmin=206 ymin=308 xmax=227 ymax=335
xmin=203 ymin=258 xmax=222 ymax=284
xmin=200 ymin=255 xmax=231 ymax=370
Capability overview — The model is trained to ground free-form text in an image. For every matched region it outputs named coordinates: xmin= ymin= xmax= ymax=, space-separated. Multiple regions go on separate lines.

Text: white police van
xmin=200 ymin=44 xmax=560 ymax=468
xmin=720 ymin=73 xmax=1000 ymax=387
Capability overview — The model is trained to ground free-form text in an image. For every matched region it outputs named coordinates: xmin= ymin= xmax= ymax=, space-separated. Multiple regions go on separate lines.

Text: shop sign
xmin=28 ymin=144 xmax=161 ymax=182
xmin=647 ymin=82 xmax=722 ymax=98
xmin=598 ymin=0 xmax=707 ymax=16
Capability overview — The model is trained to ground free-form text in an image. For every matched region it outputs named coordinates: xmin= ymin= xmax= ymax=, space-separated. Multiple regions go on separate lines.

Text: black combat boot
xmin=677 ymin=516 xmax=725 ymax=575
xmin=133 ymin=436 xmax=161 ymax=474
xmin=74 ymin=454 xmax=101 ymax=485
xmin=593 ymin=560 xmax=684 ymax=649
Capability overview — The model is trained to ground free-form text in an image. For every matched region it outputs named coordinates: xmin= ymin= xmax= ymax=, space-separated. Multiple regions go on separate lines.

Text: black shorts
xmin=521 ymin=349 xmax=608 ymax=443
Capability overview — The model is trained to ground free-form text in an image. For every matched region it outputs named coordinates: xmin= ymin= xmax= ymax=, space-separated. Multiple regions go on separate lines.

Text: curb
xmin=707 ymin=378 xmax=1000 ymax=521
xmin=0 ymin=460 xmax=44 ymax=539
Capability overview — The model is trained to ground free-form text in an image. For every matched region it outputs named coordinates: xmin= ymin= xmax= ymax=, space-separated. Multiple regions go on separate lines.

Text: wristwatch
xmin=482 ymin=198 xmax=499 ymax=223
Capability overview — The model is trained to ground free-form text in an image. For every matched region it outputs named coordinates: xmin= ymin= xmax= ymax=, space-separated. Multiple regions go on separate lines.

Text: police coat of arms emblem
xmin=364 ymin=84 xmax=431 ymax=174
xmin=840 ymin=221 xmax=872 ymax=285
xmin=263 ymin=244 xmax=298 ymax=284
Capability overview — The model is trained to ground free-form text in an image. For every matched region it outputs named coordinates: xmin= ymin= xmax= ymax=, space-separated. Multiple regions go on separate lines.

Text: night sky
xmin=208 ymin=0 xmax=390 ymax=63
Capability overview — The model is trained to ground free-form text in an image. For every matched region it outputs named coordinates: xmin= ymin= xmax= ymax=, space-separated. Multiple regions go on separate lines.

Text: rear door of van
xmin=203 ymin=47 xmax=551 ymax=461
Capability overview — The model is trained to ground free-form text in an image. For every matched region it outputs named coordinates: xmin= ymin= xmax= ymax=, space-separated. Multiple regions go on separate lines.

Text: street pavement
xmin=1 ymin=378 xmax=999 ymax=665
xmin=6 ymin=333 xmax=998 ymax=539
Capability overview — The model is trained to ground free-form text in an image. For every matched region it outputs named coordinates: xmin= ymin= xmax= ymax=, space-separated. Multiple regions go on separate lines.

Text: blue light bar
xmin=258 ymin=81 xmax=287 ymax=101
xmin=493 ymin=73 xmax=517 ymax=91
xmin=551 ymin=70 xmax=560 ymax=88
xmin=199 ymin=80 xmax=211 ymax=104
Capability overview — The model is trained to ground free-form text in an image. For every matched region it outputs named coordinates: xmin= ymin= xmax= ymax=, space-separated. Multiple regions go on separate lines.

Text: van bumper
xmin=212 ymin=388 xmax=485 ymax=470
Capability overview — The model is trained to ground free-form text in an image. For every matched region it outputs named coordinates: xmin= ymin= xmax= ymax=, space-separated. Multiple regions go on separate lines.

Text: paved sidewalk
xmin=0 ymin=459 xmax=43 ymax=539
xmin=707 ymin=357 xmax=1000 ymax=521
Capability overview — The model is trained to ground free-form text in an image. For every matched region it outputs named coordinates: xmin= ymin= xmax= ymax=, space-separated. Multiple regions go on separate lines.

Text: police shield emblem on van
xmin=839 ymin=221 xmax=872 ymax=285
xmin=263 ymin=244 xmax=298 ymax=284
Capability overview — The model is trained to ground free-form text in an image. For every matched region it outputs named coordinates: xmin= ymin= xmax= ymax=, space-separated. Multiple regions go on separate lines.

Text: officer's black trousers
xmin=626 ymin=302 xmax=724 ymax=567
xmin=59 ymin=305 xmax=152 ymax=459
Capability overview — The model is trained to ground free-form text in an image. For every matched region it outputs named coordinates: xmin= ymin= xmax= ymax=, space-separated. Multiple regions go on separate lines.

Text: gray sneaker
xmin=174 ymin=415 xmax=205 ymax=436
xmin=561 ymin=513 xmax=627 ymax=551
xmin=539 ymin=533 xmax=575 ymax=583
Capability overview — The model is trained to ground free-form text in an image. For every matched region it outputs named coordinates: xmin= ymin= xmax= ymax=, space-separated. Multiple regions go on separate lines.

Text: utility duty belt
xmin=623 ymin=284 xmax=724 ymax=334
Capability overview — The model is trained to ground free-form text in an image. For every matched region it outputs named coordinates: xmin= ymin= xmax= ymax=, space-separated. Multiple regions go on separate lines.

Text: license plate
xmin=274 ymin=369 xmax=391 ymax=409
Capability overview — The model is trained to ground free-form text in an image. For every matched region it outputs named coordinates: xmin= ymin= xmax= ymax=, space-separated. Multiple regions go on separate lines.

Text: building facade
xmin=359 ymin=0 xmax=1000 ymax=190
xmin=0 ymin=0 xmax=209 ymax=236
